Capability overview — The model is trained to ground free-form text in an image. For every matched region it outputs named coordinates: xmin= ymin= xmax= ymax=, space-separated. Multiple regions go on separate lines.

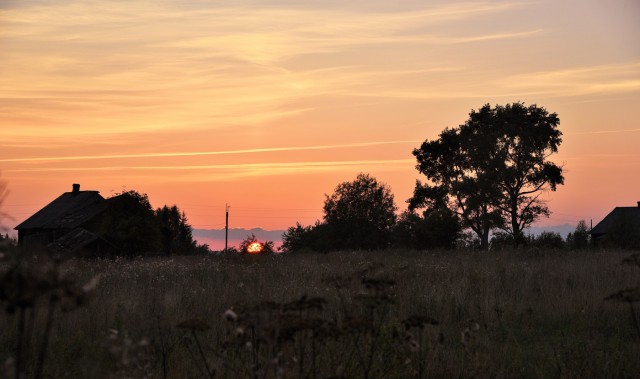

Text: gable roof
xmin=14 ymin=189 xmax=106 ymax=230
xmin=590 ymin=205 xmax=640 ymax=236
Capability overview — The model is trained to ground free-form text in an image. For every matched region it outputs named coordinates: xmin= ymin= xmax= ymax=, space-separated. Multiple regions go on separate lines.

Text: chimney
xmin=72 ymin=183 xmax=80 ymax=193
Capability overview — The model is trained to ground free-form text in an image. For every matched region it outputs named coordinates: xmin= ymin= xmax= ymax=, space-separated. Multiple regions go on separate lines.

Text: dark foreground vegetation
xmin=1 ymin=248 xmax=639 ymax=379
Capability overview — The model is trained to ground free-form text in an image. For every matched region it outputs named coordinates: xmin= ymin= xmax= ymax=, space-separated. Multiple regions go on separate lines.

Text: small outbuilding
xmin=590 ymin=201 xmax=640 ymax=244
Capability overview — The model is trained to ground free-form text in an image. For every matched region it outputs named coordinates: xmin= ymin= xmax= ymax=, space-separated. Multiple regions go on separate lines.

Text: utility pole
xmin=225 ymin=204 xmax=230 ymax=252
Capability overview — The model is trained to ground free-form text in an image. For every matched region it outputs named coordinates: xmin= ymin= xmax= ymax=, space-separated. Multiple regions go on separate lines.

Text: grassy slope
xmin=1 ymin=249 xmax=639 ymax=378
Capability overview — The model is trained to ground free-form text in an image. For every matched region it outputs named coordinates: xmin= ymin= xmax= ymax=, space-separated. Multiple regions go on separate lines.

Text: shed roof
xmin=14 ymin=189 xmax=106 ymax=230
xmin=48 ymin=227 xmax=117 ymax=255
xmin=590 ymin=205 xmax=640 ymax=236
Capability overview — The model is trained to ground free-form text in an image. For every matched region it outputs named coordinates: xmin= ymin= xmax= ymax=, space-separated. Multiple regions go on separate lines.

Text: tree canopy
xmin=156 ymin=205 xmax=197 ymax=255
xmin=100 ymin=190 xmax=161 ymax=256
xmin=323 ymin=173 xmax=397 ymax=250
xmin=281 ymin=173 xmax=398 ymax=252
xmin=411 ymin=103 xmax=564 ymax=248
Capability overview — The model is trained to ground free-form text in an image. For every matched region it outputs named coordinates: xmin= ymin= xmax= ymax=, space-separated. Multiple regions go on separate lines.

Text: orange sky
xmin=1 ymin=0 xmax=639 ymax=232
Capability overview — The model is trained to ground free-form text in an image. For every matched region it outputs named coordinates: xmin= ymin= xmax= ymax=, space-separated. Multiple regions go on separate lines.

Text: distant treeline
xmin=280 ymin=103 xmax=637 ymax=253
xmin=279 ymin=175 xmax=634 ymax=252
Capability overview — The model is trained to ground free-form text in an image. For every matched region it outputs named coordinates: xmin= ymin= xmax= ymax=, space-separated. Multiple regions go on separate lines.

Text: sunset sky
xmin=1 ymin=0 xmax=639 ymax=235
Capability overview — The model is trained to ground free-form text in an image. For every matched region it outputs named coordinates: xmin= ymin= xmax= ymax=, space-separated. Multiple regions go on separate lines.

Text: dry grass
xmin=1 ymin=249 xmax=639 ymax=378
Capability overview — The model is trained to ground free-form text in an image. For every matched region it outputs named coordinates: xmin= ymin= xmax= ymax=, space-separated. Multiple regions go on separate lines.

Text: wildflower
xmin=223 ymin=309 xmax=238 ymax=322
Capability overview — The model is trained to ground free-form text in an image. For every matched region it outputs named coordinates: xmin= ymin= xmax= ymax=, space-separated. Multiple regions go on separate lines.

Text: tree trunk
xmin=480 ymin=226 xmax=490 ymax=250
xmin=511 ymin=197 xmax=523 ymax=246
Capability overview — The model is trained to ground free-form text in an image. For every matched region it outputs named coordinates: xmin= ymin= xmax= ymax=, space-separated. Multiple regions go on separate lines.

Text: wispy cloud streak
xmin=500 ymin=62 xmax=640 ymax=97
xmin=5 ymin=159 xmax=414 ymax=173
xmin=565 ymin=128 xmax=640 ymax=135
xmin=0 ymin=0 xmax=539 ymax=136
xmin=0 ymin=140 xmax=421 ymax=163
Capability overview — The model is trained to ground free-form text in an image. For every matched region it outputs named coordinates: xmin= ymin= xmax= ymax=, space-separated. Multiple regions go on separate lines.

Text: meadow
xmin=1 ymin=249 xmax=639 ymax=378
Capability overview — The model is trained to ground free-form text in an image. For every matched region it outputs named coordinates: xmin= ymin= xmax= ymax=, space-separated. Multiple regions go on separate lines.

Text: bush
xmin=0 ymin=233 xmax=17 ymax=251
xmin=393 ymin=208 xmax=461 ymax=250
xmin=490 ymin=232 xmax=515 ymax=250
xmin=456 ymin=231 xmax=481 ymax=250
xmin=281 ymin=223 xmax=315 ymax=253
xmin=280 ymin=222 xmax=342 ymax=253
xmin=566 ymin=220 xmax=590 ymax=250
xmin=532 ymin=231 xmax=565 ymax=250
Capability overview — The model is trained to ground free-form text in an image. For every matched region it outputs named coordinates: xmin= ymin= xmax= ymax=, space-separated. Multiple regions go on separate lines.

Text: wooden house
xmin=14 ymin=184 xmax=143 ymax=256
xmin=590 ymin=201 xmax=640 ymax=243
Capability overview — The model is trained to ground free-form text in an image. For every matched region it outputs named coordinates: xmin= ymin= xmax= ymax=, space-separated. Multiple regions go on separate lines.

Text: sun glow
xmin=246 ymin=242 xmax=264 ymax=254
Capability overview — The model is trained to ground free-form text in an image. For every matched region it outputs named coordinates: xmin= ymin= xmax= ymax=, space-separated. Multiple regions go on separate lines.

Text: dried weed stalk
xmin=605 ymin=253 xmax=640 ymax=341
xmin=0 ymin=251 xmax=98 ymax=379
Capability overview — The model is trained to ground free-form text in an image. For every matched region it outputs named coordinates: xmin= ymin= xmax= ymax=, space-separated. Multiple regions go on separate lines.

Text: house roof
xmin=48 ymin=227 xmax=117 ymax=254
xmin=14 ymin=189 xmax=106 ymax=230
xmin=590 ymin=205 xmax=640 ymax=236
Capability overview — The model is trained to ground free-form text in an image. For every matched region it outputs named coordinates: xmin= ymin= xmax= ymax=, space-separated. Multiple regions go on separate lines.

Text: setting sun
xmin=246 ymin=242 xmax=264 ymax=254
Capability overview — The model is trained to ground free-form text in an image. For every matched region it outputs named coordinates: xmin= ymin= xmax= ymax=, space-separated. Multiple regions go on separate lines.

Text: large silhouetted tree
xmin=478 ymin=103 xmax=564 ymax=243
xmin=410 ymin=127 xmax=504 ymax=249
xmin=411 ymin=103 xmax=564 ymax=248
xmin=323 ymin=173 xmax=397 ymax=250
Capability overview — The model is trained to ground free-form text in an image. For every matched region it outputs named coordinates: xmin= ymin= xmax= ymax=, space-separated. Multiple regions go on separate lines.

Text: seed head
xmin=223 ymin=309 xmax=238 ymax=322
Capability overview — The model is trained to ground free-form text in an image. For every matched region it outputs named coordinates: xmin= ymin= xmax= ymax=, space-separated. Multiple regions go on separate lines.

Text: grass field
xmin=1 ymin=249 xmax=639 ymax=378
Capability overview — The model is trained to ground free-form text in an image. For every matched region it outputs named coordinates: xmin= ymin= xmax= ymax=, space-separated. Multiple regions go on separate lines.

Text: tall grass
xmin=1 ymin=249 xmax=639 ymax=378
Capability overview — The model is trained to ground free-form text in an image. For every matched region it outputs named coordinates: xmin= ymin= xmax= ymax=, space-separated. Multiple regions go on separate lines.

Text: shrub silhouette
xmin=393 ymin=208 xmax=461 ymax=250
xmin=531 ymin=231 xmax=565 ymax=249
xmin=566 ymin=220 xmax=590 ymax=250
